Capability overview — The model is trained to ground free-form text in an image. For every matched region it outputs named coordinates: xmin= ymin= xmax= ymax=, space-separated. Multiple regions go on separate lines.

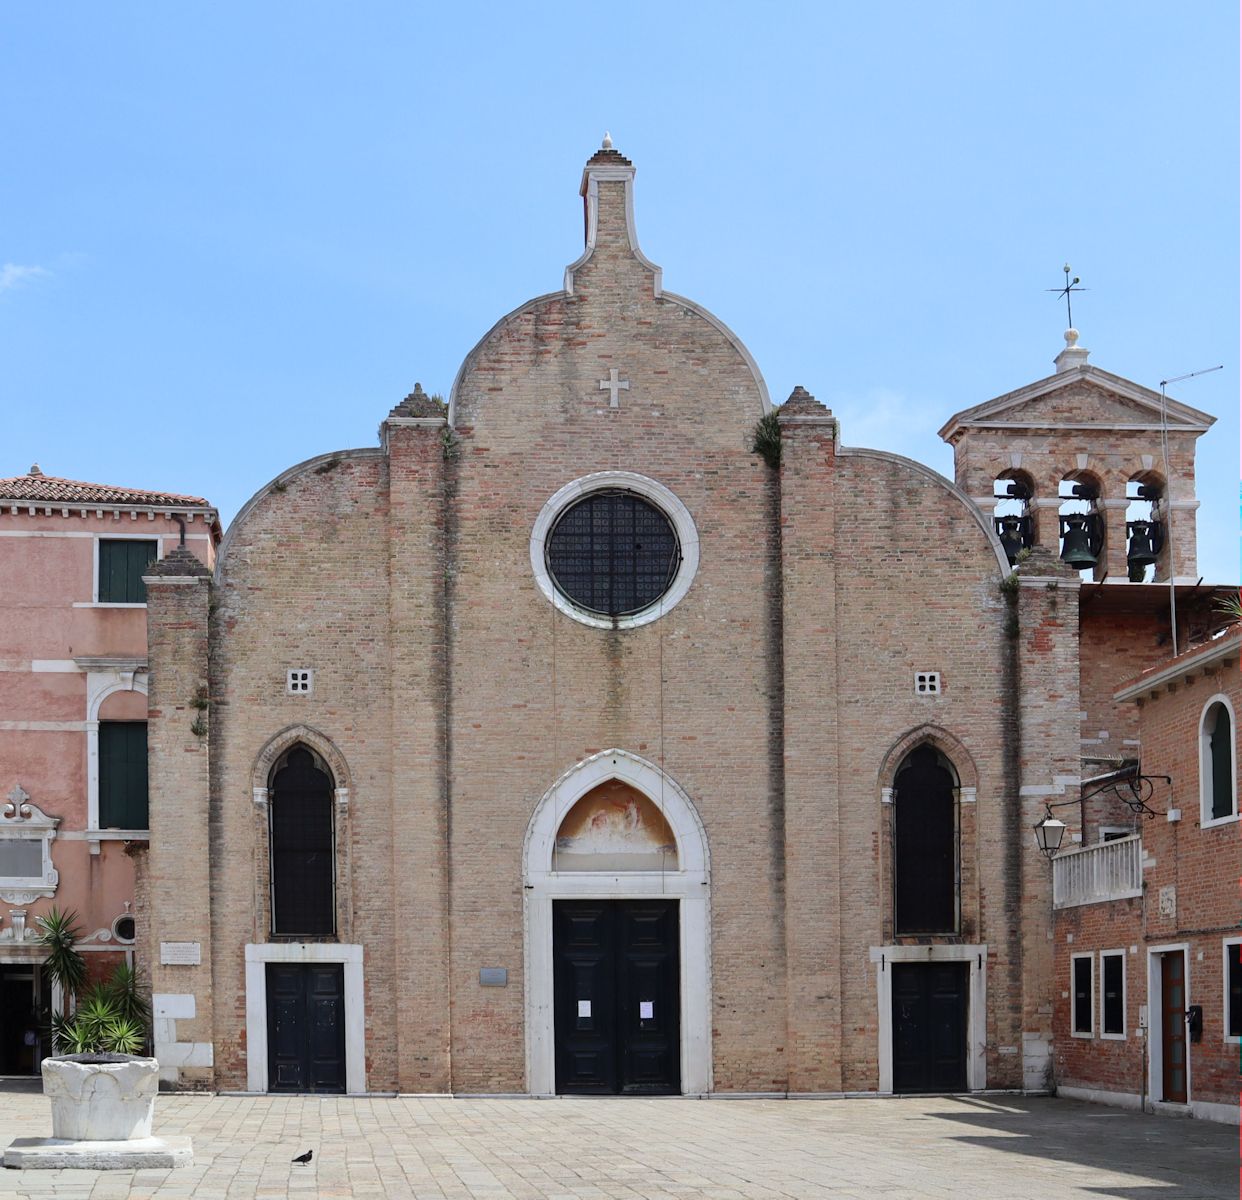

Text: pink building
xmin=0 ymin=467 xmax=218 ymax=1075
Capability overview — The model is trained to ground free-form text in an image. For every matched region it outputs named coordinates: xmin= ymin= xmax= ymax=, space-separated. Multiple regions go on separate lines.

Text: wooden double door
xmin=553 ymin=899 xmax=681 ymax=1095
xmin=892 ymin=962 xmax=968 ymax=1093
xmin=266 ymin=964 xmax=346 ymax=1093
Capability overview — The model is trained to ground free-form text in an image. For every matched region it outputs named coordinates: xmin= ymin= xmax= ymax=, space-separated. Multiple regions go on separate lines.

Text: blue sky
xmin=2 ymin=2 xmax=1237 ymax=581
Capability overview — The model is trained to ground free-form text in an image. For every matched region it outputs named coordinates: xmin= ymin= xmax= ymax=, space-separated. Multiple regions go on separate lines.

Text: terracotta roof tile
xmin=0 ymin=472 xmax=214 ymax=509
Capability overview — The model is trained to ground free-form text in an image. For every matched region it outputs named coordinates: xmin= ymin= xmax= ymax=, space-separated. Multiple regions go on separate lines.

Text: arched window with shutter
xmin=269 ymin=746 xmax=336 ymax=936
xmin=1200 ymin=696 xmax=1237 ymax=827
xmin=893 ymin=745 xmax=959 ymax=935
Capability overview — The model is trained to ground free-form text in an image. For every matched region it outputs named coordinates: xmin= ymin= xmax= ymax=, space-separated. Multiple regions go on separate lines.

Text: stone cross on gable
xmin=599 ymin=368 xmax=630 ymax=408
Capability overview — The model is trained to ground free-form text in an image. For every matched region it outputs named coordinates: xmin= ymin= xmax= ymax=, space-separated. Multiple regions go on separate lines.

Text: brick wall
xmin=1053 ymin=634 xmax=1241 ymax=1114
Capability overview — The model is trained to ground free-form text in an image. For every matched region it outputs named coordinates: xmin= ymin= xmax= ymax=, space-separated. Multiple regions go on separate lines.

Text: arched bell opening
xmin=992 ymin=469 xmax=1036 ymax=565
xmin=1058 ymin=471 xmax=1105 ymax=582
xmin=1124 ymin=473 xmax=1166 ymax=583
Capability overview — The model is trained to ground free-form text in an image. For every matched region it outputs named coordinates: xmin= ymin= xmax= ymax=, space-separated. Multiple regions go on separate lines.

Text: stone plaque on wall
xmin=159 ymin=942 xmax=201 ymax=966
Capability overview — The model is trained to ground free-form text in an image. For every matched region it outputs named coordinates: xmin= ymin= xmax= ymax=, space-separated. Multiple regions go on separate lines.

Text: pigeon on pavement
xmin=292 ymin=1150 xmax=313 ymax=1164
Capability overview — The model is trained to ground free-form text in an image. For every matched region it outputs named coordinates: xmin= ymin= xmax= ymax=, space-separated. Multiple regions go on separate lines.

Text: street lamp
xmin=1033 ymin=813 xmax=1067 ymax=859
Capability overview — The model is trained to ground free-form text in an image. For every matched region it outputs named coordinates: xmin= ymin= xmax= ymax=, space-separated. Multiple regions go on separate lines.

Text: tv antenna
xmin=1158 ymin=364 xmax=1223 ymax=655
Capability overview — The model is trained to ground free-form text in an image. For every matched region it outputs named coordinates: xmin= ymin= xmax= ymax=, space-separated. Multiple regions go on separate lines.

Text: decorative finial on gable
xmin=28 ymin=463 xmax=42 ymax=477
xmin=1055 ymin=326 xmax=1091 ymax=374
xmin=602 ymin=131 xmax=613 ymax=150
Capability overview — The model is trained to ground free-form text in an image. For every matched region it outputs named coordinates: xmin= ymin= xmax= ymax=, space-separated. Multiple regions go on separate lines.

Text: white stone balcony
xmin=1052 ymin=834 xmax=1143 ymax=909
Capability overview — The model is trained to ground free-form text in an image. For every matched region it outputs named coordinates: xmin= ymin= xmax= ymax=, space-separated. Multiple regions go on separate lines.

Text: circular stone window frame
xmin=530 ymin=471 xmax=700 ymax=630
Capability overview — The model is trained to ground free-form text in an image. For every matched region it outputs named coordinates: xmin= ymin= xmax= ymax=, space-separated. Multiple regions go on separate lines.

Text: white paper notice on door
xmin=639 ymin=1000 xmax=654 ymax=1019
xmin=577 ymin=1000 xmax=591 ymax=1018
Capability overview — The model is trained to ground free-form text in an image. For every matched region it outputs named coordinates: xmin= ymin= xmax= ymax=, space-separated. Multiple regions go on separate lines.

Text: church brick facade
xmin=136 ymin=142 xmax=1234 ymax=1111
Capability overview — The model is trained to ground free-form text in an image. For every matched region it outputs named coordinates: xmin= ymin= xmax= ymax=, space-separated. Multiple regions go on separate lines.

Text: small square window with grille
xmin=286 ymin=670 xmax=314 ymax=696
xmin=914 ymin=672 xmax=941 ymax=695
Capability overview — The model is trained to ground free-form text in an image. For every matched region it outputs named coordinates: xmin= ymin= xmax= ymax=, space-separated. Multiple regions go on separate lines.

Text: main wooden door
xmin=266 ymin=964 xmax=346 ymax=1093
xmin=553 ymin=899 xmax=680 ymax=1095
xmin=892 ymin=962 xmax=968 ymax=1093
xmin=1159 ymin=952 xmax=1187 ymax=1103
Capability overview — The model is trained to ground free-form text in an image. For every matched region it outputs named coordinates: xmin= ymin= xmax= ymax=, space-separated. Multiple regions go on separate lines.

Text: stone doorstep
xmin=2 ymin=1135 xmax=193 ymax=1170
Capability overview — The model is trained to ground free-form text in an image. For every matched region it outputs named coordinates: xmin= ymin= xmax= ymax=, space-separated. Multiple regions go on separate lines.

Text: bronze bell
xmin=1059 ymin=513 xmax=1100 ymax=570
xmin=1126 ymin=519 xmax=1163 ymax=580
xmin=994 ymin=515 xmax=1031 ymax=564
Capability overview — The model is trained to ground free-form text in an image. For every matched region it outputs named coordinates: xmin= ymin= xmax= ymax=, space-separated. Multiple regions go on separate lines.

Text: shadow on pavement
xmin=929 ymin=1095 xmax=1237 ymax=1199
xmin=0 ymin=1077 xmax=41 ymax=1095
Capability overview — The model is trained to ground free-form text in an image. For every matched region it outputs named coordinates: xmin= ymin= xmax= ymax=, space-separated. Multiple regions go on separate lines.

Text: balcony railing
xmin=1052 ymin=834 xmax=1143 ymax=909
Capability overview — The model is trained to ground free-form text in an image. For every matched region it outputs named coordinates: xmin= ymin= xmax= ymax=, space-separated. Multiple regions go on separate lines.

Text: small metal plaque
xmin=159 ymin=941 xmax=201 ymax=966
xmin=639 ymin=1000 xmax=654 ymax=1019
xmin=577 ymin=999 xmax=591 ymax=1017
xmin=479 ymin=967 xmax=507 ymax=987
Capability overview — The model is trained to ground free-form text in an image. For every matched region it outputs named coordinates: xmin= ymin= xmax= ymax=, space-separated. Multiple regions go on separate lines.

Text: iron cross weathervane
xmin=1047 ymin=264 xmax=1087 ymax=328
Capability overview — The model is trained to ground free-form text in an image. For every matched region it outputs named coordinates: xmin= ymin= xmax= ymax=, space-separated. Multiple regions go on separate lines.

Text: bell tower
xmin=939 ymin=328 xmax=1215 ymax=583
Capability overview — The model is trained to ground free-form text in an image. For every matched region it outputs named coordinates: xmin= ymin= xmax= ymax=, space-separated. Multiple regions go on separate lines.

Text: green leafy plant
xmin=37 ymin=911 xmax=150 ymax=1055
xmin=750 ymin=412 xmax=782 ymax=469
xmin=37 ymin=908 xmax=87 ymax=1014
xmin=1215 ymin=590 xmax=1242 ymax=622
xmin=103 ymin=962 xmax=151 ymax=1026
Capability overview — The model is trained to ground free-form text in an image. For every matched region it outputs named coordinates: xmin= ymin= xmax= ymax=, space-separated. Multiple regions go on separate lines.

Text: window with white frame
xmin=286 ymin=670 xmax=314 ymax=695
xmin=1225 ymin=938 xmax=1241 ymax=1042
xmin=1071 ymin=953 xmax=1094 ymax=1036
xmin=1100 ymin=950 xmax=1125 ymax=1037
xmin=1200 ymin=695 xmax=1237 ymax=826
xmin=97 ymin=539 xmax=158 ymax=604
xmin=0 ymin=791 xmax=60 ymax=903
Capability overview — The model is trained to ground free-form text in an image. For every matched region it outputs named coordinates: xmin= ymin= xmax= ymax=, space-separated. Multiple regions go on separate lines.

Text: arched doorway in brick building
xmin=523 ymin=749 xmax=711 ymax=1096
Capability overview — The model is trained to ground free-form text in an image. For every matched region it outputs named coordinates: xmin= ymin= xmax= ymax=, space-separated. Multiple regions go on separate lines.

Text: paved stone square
xmin=0 ymin=1088 xmax=1236 ymax=1199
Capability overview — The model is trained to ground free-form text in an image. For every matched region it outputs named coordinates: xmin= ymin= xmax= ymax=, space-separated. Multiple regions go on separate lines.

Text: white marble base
xmin=3 ymin=1135 xmax=193 ymax=1170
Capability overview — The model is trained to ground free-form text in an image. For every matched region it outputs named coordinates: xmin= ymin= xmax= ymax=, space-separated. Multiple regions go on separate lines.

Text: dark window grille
xmin=1101 ymin=953 xmax=1124 ymax=1035
xmin=893 ymin=745 xmax=958 ymax=934
xmin=1207 ymin=702 xmax=1234 ymax=821
xmin=1072 ymin=957 xmax=1093 ymax=1034
xmin=270 ymin=748 xmax=335 ymax=936
xmin=99 ymin=721 xmax=148 ymax=828
xmin=545 ymin=490 xmax=680 ymax=618
xmin=98 ymin=540 xmax=158 ymax=604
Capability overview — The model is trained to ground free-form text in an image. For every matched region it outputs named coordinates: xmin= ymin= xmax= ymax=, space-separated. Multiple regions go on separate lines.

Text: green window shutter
xmin=99 ymin=722 xmax=149 ymax=829
xmin=1209 ymin=704 xmax=1234 ymax=821
xmin=98 ymin=540 xmax=157 ymax=603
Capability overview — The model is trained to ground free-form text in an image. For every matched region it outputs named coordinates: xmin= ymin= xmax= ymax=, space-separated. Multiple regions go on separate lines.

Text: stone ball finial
xmin=602 ymin=131 xmax=613 ymax=149
xmin=28 ymin=463 xmax=42 ymax=476
xmin=1064 ymin=328 xmax=1079 ymax=347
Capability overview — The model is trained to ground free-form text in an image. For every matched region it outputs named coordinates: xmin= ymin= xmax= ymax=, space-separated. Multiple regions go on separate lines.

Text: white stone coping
xmin=529 ymin=472 xmax=700 ymax=630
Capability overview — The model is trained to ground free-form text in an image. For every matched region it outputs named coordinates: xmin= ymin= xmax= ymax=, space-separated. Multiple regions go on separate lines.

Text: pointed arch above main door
xmin=522 ymin=749 xmax=712 ymax=1096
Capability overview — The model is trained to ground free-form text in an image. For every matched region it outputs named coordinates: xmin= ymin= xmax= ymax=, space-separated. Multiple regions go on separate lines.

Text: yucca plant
xmin=37 ymin=912 xmax=151 ymax=1055
xmin=104 ymin=962 xmax=150 ymax=1027
xmin=36 ymin=908 xmax=87 ymax=1019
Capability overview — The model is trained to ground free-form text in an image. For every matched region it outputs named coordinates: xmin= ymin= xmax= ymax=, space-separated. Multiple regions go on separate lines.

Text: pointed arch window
xmin=270 ymin=747 xmax=336 ymax=936
xmin=1201 ymin=697 xmax=1237 ymax=826
xmin=893 ymin=745 xmax=959 ymax=934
